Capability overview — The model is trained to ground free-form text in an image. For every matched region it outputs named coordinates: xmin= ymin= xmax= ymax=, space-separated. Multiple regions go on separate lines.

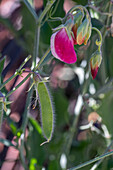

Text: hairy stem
xmin=5 ymin=74 xmax=31 ymax=98
xmin=0 ymin=55 xmax=31 ymax=90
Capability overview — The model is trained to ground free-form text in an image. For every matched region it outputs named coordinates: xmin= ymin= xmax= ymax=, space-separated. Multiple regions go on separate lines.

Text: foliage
xmin=0 ymin=0 xmax=113 ymax=170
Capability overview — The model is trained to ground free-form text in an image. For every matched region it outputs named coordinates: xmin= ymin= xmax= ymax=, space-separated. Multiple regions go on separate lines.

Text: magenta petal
xmin=91 ymin=67 xmax=99 ymax=79
xmin=50 ymin=28 xmax=77 ymax=64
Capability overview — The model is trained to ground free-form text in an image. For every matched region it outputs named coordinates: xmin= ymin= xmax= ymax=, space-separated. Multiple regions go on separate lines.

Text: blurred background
xmin=0 ymin=0 xmax=113 ymax=169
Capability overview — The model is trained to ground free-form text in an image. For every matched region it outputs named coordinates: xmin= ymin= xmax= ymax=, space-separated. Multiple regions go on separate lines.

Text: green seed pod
xmin=37 ymin=82 xmax=55 ymax=145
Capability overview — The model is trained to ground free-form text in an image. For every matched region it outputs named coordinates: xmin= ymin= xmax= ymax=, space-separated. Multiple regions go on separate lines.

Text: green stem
xmin=0 ymin=99 xmax=4 ymax=132
xmin=34 ymin=48 xmax=51 ymax=71
xmin=66 ymin=114 xmax=79 ymax=155
xmin=106 ymin=1 xmax=112 ymax=27
xmin=66 ymin=5 xmax=91 ymax=21
xmin=18 ymin=55 xmax=32 ymax=71
xmin=19 ymin=79 xmax=34 ymax=170
xmin=0 ymin=55 xmax=31 ymax=90
xmin=67 ymin=5 xmax=84 ymax=16
xmin=22 ymin=0 xmax=37 ymax=21
xmin=19 ymin=147 xmax=28 ymax=170
xmin=18 ymin=18 xmax=40 ymax=170
xmin=92 ymin=27 xmax=102 ymax=51
xmin=32 ymin=26 xmax=41 ymax=69
xmin=37 ymin=0 xmax=56 ymax=25
xmin=69 ymin=150 xmax=113 ymax=170
xmin=91 ymin=139 xmax=113 ymax=170
xmin=5 ymin=74 xmax=31 ymax=98
xmin=87 ymin=77 xmax=113 ymax=99
xmin=88 ymin=5 xmax=112 ymax=16
xmin=65 ymin=97 xmax=83 ymax=156
xmin=0 ymin=74 xmax=17 ymax=91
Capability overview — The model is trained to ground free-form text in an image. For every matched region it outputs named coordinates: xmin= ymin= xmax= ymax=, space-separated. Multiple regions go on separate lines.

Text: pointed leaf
xmin=0 ymin=56 xmax=5 ymax=84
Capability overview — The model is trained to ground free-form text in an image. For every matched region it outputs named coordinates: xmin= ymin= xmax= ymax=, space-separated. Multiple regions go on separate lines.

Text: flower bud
xmin=90 ymin=50 xmax=102 ymax=79
xmin=84 ymin=22 xmax=92 ymax=45
xmin=72 ymin=12 xmax=83 ymax=44
xmin=76 ymin=18 xmax=91 ymax=45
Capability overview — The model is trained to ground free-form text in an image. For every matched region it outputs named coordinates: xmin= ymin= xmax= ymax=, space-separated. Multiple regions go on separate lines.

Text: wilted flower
xmin=90 ymin=50 xmax=102 ymax=79
xmin=50 ymin=27 xmax=77 ymax=64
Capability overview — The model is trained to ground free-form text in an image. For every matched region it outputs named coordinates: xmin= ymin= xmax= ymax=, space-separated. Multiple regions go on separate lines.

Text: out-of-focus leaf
xmin=72 ymin=0 xmax=88 ymax=6
xmin=53 ymin=89 xmax=69 ymax=126
xmin=20 ymin=1 xmax=36 ymax=53
xmin=91 ymin=18 xmax=104 ymax=29
xmin=37 ymin=82 xmax=54 ymax=143
xmin=29 ymin=117 xmax=42 ymax=134
xmin=48 ymin=160 xmax=60 ymax=170
xmin=0 ymin=17 xmax=17 ymax=34
xmin=97 ymin=92 xmax=113 ymax=134
xmin=26 ymin=120 xmax=45 ymax=166
xmin=104 ymin=36 xmax=113 ymax=77
xmin=0 ymin=138 xmax=16 ymax=147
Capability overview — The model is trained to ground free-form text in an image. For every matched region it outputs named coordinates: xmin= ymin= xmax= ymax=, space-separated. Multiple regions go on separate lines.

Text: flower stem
xmin=0 ymin=55 xmax=31 ymax=90
xmin=69 ymin=150 xmax=113 ymax=170
xmin=18 ymin=1 xmax=56 ymax=169
xmin=5 ymin=74 xmax=31 ymax=98
xmin=22 ymin=0 xmax=37 ymax=21
xmin=37 ymin=0 xmax=56 ymax=25
xmin=67 ymin=5 xmax=84 ymax=17
xmin=92 ymin=27 xmax=102 ymax=51
xmin=34 ymin=48 xmax=51 ymax=71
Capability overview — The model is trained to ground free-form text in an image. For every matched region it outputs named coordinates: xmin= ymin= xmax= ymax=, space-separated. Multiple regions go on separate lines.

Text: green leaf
xmin=26 ymin=120 xmax=45 ymax=166
xmin=0 ymin=56 xmax=5 ymax=84
xmin=72 ymin=0 xmax=88 ymax=6
xmin=37 ymin=82 xmax=54 ymax=144
xmin=29 ymin=117 xmax=42 ymax=134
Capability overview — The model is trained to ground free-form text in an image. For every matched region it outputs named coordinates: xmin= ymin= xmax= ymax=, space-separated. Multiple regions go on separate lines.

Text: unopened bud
xmin=90 ymin=50 xmax=102 ymax=79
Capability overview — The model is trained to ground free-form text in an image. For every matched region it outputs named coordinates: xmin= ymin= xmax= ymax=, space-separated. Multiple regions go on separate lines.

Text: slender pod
xmin=36 ymin=82 xmax=55 ymax=145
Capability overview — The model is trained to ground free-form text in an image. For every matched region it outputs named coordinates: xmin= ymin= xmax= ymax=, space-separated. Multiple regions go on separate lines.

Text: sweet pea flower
xmin=50 ymin=27 xmax=77 ymax=64
xmin=90 ymin=50 xmax=102 ymax=79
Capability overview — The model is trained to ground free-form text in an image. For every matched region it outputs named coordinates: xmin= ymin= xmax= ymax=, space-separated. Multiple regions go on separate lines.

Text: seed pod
xmin=36 ymin=82 xmax=55 ymax=145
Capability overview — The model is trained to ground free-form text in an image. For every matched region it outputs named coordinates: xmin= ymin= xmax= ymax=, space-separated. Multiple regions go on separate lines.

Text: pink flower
xmin=90 ymin=51 xmax=102 ymax=79
xmin=50 ymin=28 xmax=77 ymax=64
xmin=90 ymin=65 xmax=99 ymax=80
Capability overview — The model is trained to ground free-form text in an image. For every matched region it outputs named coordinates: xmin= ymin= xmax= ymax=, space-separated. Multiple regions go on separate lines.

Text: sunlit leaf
xmin=29 ymin=117 xmax=42 ymax=135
